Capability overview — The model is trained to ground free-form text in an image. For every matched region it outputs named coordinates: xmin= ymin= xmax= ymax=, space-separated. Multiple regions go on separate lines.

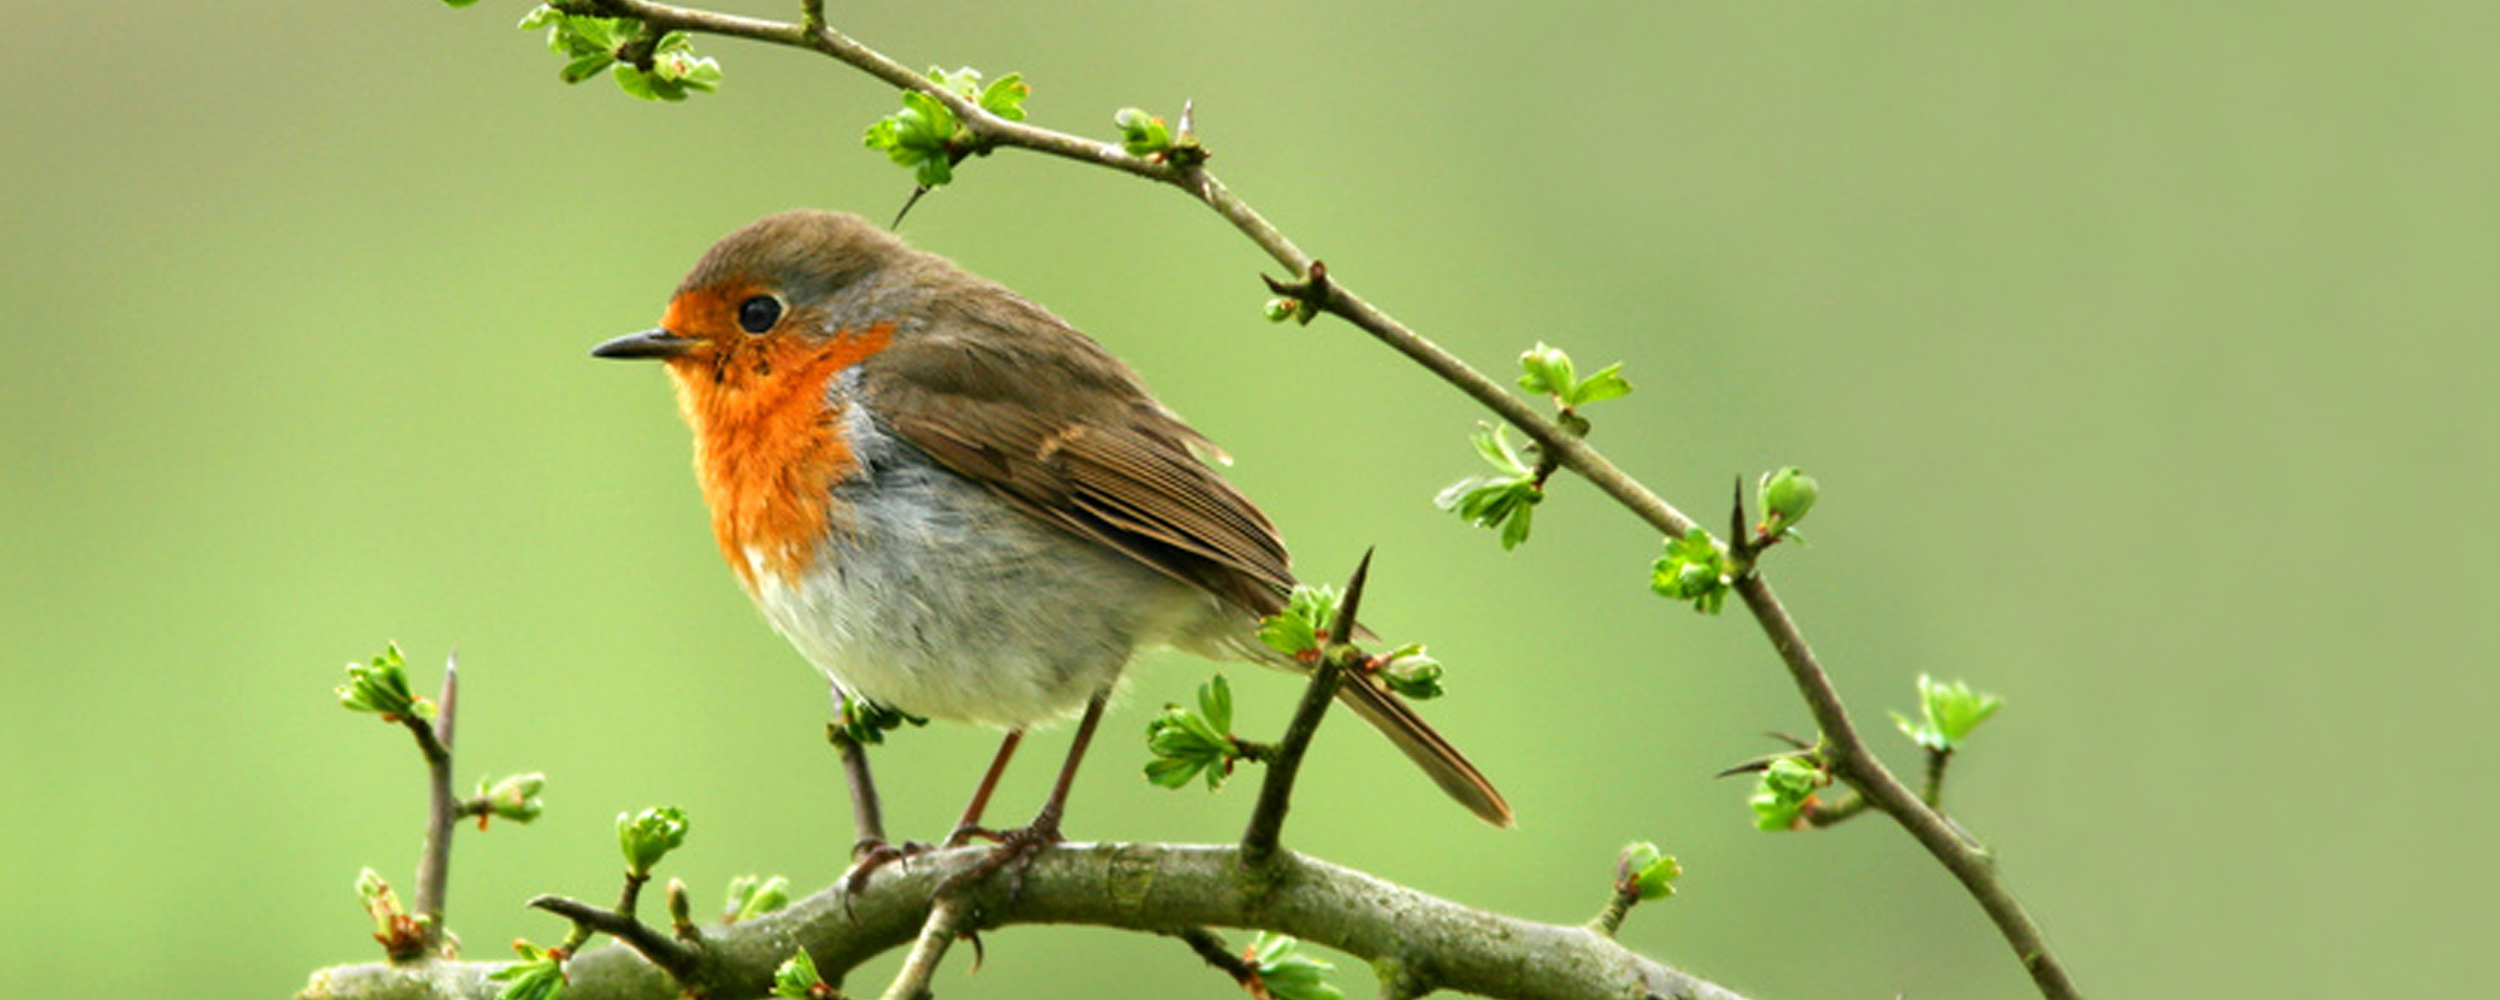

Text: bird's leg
xmin=961 ymin=693 xmax=1107 ymax=901
xmin=941 ymin=729 xmax=1025 ymax=847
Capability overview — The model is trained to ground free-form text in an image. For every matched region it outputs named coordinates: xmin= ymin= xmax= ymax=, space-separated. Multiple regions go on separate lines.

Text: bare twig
xmin=1922 ymin=747 xmax=1954 ymax=810
xmin=1170 ymin=927 xmax=1258 ymax=990
xmin=881 ymin=893 xmax=979 ymax=1000
xmin=527 ymin=892 xmax=702 ymax=982
xmin=1240 ymin=550 xmax=1371 ymax=866
xmin=408 ymin=654 xmax=458 ymax=952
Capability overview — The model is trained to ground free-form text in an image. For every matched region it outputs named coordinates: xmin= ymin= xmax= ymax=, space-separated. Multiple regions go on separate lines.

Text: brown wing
xmin=864 ymin=289 xmax=1513 ymax=827
xmin=861 ymin=302 xmax=1294 ymax=617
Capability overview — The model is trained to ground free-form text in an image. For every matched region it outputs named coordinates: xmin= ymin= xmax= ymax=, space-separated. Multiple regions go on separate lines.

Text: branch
xmin=1240 ymin=550 xmax=1370 ymax=865
xmin=880 ymin=890 xmax=979 ymax=1000
xmin=455 ymin=4 xmax=2080 ymax=995
xmin=408 ymin=656 xmax=458 ymax=952
xmin=302 ymin=843 xmax=1748 ymax=1000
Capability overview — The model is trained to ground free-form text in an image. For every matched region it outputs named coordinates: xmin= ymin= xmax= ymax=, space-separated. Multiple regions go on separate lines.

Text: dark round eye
xmin=736 ymin=295 xmax=782 ymax=334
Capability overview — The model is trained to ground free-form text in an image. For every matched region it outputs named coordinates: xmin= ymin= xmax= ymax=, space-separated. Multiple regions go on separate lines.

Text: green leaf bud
xmin=616 ymin=807 xmax=689 ymax=876
xmin=1757 ymin=467 xmax=1818 ymax=538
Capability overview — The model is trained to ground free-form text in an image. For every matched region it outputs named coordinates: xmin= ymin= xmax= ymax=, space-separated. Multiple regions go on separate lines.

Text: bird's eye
xmin=736 ymin=295 xmax=783 ymax=334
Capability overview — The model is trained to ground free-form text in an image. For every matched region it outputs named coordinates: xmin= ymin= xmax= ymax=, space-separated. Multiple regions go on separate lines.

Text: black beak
xmin=590 ymin=328 xmax=695 ymax=360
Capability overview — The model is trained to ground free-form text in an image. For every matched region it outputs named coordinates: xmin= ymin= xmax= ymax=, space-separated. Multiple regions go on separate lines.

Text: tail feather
xmin=1335 ymin=676 xmax=1513 ymax=827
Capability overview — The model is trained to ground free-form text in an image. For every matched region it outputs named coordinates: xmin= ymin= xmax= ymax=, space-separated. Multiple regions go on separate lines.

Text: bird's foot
xmin=841 ymin=836 xmax=935 ymax=900
xmin=954 ymin=817 xmax=1064 ymax=907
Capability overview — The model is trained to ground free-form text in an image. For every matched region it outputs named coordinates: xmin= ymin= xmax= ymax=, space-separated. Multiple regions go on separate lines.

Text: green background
xmin=4 ymin=2 xmax=2489 ymax=997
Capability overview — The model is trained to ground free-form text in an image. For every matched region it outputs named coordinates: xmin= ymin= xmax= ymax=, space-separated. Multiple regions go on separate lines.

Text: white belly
xmin=746 ymin=446 xmax=1235 ymax=728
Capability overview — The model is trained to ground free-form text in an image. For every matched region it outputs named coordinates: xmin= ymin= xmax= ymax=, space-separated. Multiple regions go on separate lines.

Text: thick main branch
xmin=301 ymin=843 xmax=1746 ymax=1000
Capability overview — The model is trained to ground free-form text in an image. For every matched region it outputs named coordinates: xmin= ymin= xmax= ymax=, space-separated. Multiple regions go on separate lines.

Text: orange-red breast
xmin=593 ymin=210 xmax=1510 ymax=842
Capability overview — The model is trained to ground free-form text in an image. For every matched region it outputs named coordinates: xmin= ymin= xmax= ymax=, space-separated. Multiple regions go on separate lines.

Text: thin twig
xmin=828 ymin=681 xmax=890 ymax=848
xmin=880 ymin=891 xmax=976 ymax=1000
xmin=1241 ymin=550 xmax=1371 ymax=866
xmin=528 ymin=893 xmax=702 ymax=982
xmin=410 ymin=654 xmax=458 ymax=952
xmin=1922 ymin=747 xmax=1953 ymax=810
xmin=1170 ymin=927 xmax=1258 ymax=990
xmin=1735 ymin=577 xmax=2076 ymax=998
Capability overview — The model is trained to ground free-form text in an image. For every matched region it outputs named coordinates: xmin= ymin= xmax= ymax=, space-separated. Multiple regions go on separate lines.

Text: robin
xmin=592 ymin=210 xmax=1510 ymax=861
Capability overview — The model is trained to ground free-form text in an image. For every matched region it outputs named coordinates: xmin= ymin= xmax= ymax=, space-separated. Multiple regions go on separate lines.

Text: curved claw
xmin=967 ymin=819 xmax=1065 ymax=906
xmin=841 ymin=837 xmax=935 ymax=908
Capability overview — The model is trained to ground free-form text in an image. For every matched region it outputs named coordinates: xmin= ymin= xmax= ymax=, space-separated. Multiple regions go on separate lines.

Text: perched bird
xmin=593 ymin=210 xmax=1510 ymax=855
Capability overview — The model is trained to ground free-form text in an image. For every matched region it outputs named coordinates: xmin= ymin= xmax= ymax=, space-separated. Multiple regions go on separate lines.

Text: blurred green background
xmin=4 ymin=1 xmax=2490 ymax=997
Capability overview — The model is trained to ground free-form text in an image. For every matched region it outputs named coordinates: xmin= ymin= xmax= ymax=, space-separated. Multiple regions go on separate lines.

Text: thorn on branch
xmin=1261 ymin=261 xmax=1331 ymax=325
xmin=1241 ymin=548 xmax=1371 ymax=865
xmin=528 ymin=893 xmax=703 ymax=982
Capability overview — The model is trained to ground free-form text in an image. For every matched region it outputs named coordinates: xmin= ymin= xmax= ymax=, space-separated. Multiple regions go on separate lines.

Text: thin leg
xmin=943 ymin=729 xmax=1025 ymax=846
xmin=1024 ymin=694 xmax=1108 ymax=839
xmin=958 ymin=693 xmax=1111 ymax=903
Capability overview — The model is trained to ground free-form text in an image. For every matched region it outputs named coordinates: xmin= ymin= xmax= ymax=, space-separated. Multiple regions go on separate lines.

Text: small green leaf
xmin=771 ymin=948 xmax=825 ymax=999
xmin=1650 ymin=528 xmax=1731 ymax=614
xmin=1894 ymin=674 xmax=2002 ymax=752
xmin=1518 ymin=342 xmax=1574 ymax=397
xmin=978 ymin=72 xmax=1029 ymax=120
xmin=1376 ymin=644 xmax=1445 ymax=700
xmin=1114 ymin=107 xmax=1173 ymax=156
xmin=1199 ymin=674 xmax=1233 ymax=734
xmin=558 ymin=52 xmax=616 ymax=84
xmin=337 ymin=643 xmax=436 ymax=721
xmin=833 ymin=694 xmax=927 ymax=746
xmin=1258 ymin=585 xmax=1341 ymax=657
xmin=1617 ymin=841 xmax=1682 ymax=901
xmin=1757 ymin=466 xmax=1818 ymax=539
xmin=1566 ymin=362 xmax=1633 ymax=407
xmin=1248 ymin=933 xmax=1343 ymax=1000
xmin=617 ymin=807 xmax=689 ymax=876
xmin=724 ymin=874 xmax=792 ymax=922
xmin=1144 ymin=675 xmax=1244 ymax=790
xmin=491 ymin=940 xmax=569 ymax=1000
xmin=1470 ymin=423 xmax=1532 ymax=477
xmin=1519 ymin=343 xmax=1633 ymax=411
xmin=1748 ymin=756 xmax=1830 ymax=831
xmin=475 ymin=772 xmax=547 ymax=825
xmin=1438 ymin=424 xmax=1546 ymax=548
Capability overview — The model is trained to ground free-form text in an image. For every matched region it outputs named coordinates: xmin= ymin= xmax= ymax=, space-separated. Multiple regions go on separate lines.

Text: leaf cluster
xmin=336 ymin=643 xmax=435 ymax=722
xmin=487 ymin=940 xmax=567 ymax=1000
xmin=724 ymin=874 xmax=791 ymax=923
xmin=1615 ymin=842 xmax=1683 ymax=901
xmin=861 ymin=67 xmax=1028 ymax=188
xmin=1650 ymin=528 xmax=1732 ymax=614
xmin=1893 ymin=674 xmax=2002 ymax=753
xmin=519 ymin=6 xmax=719 ymax=102
xmin=832 ymin=692 xmax=927 ymax=746
xmin=1246 ymin=933 xmax=1344 ymax=1000
xmin=1518 ymin=342 xmax=1632 ymax=413
xmin=1435 ymin=424 xmax=1543 ymax=550
xmin=1144 ymin=675 xmax=1242 ymax=790
xmin=617 ymin=806 xmax=689 ymax=877
xmin=1256 ymin=585 xmax=1345 ymax=660
xmin=1747 ymin=756 xmax=1830 ymax=831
